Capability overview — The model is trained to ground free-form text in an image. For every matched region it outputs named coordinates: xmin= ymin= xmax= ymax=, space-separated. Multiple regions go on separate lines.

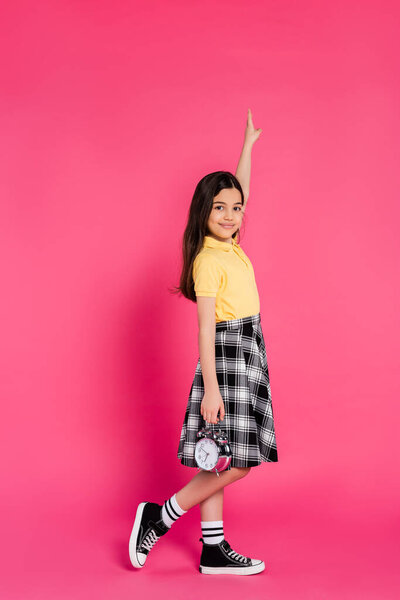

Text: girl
xmin=129 ymin=109 xmax=278 ymax=576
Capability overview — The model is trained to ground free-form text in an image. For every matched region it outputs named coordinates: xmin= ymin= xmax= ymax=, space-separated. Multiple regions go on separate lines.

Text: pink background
xmin=1 ymin=1 xmax=399 ymax=598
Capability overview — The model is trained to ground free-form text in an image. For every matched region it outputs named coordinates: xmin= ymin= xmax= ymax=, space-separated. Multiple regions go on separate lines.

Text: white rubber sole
xmin=199 ymin=560 xmax=265 ymax=575
xmin=129 ymin=502 xmax=147 ymax=568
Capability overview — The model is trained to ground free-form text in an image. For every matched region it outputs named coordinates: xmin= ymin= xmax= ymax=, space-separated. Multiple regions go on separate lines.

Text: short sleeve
xmin=192 ymin=253 xmax=222 ymax=297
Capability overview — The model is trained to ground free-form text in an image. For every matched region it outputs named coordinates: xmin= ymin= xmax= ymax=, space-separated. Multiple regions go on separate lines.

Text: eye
xmin=234 ymin=206 xmax=242 ymax=211
xmin=214 ymin=205 xmax=223 ymax=210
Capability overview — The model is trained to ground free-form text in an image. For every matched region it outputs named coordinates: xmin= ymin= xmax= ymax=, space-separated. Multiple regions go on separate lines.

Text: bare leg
xmin=199 ymin=488 xmax=224 ymax=521
xmin=175 ymin=467 xmax=250 ymax=512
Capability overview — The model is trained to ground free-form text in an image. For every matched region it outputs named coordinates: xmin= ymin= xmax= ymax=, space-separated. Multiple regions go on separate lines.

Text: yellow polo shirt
xmin=193 ymin=235 xmax=260 ymax=323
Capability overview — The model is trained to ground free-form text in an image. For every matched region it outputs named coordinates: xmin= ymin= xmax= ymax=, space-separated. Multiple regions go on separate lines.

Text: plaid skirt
xmin=177 ymin=312 xmax=278 ymax=468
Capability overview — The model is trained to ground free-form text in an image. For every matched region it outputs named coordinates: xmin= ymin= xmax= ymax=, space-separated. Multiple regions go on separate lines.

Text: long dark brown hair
xmin=169 ymin=171 xmax=245 ymax=302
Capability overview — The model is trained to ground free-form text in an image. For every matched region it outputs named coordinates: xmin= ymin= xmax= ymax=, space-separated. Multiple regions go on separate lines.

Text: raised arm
xmin=235 ymin=108 xmax=262 ymax=211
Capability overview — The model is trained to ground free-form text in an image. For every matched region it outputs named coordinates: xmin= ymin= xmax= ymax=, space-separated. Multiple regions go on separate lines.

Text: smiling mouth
xmin=220 ymin=224 xmax=234 ymax=228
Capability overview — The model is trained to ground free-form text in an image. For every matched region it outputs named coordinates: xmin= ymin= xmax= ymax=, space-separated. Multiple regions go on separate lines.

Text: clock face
xmin=195 ymin=438 xmax=219 ymax=470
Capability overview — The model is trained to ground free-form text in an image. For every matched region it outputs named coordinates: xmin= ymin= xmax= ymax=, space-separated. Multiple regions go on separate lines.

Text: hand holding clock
xmin=200 ymin=389 xmax=225 ymax=425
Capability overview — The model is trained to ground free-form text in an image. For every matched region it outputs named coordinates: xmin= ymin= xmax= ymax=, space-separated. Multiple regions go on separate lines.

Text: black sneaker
xmin=129 ymin=501 xmax=170 ymax=568
xmin=198 ymin=537 xmax=265 ymax=575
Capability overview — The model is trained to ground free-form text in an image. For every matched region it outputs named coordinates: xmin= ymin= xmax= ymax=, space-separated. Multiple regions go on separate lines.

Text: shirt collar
xmin=203 ymin=235 xmax=240 ymax=252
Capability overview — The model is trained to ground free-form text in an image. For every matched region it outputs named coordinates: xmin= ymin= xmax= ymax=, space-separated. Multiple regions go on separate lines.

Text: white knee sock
xmin=161 ymin=494 xmax=187 ymax=528
xmin=201 ymin=520 xmax=224 ymax=544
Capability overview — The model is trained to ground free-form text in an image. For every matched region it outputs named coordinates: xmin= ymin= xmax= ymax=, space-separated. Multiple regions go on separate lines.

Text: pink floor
xmin=2 ymin=472 xmax=399 ymax=599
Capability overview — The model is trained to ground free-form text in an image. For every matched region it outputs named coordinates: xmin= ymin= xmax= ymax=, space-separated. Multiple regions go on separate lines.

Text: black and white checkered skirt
xmin=177 ymin=312 xmax=278 ymax=468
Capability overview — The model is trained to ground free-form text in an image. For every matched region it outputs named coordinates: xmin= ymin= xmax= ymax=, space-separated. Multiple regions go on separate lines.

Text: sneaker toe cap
xmin=250 ymin=558 xmax=265 ymax=567
xmin=137 ymin=552 xmax=147 ymax=567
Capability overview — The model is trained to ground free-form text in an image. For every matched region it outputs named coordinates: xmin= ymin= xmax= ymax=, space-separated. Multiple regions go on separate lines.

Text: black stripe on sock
xmin=167 ymin=498 xmax=181 ymax=519
xmin=165 ymin=500 xmax=178 ymax=522
xmin=202 ymin=526 xmax=224 ymax=531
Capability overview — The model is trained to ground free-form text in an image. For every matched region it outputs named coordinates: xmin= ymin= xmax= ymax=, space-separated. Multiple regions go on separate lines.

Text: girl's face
xmin=206 ymin=188 xmax=244 ymax=242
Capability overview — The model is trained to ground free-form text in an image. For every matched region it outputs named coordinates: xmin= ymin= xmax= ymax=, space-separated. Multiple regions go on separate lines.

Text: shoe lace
xmin=140 ymin=527 xmax=161 ymax=552
xmin=225 ymin=543 xmax=248 ymax=563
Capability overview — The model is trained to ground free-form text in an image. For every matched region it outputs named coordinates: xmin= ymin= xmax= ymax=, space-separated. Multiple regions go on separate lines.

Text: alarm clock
xmin=194 ymin=423 xmax=232 ymax=476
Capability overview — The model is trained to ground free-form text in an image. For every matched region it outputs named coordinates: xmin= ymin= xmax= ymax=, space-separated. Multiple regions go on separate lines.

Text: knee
xmin=231 ymin=466 xmax=251 ymax=479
